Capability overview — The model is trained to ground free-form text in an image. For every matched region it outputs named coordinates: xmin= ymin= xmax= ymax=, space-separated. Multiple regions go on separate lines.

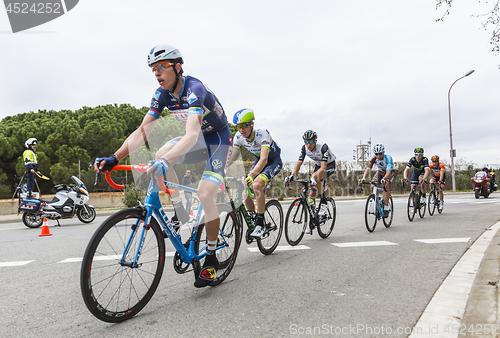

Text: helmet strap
xmin=170 ymin=64 xmax=182 ymax=94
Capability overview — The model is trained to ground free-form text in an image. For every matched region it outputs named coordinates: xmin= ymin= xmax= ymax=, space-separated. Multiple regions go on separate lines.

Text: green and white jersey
xmin=233 ymin=128 xmax=281 ymax=160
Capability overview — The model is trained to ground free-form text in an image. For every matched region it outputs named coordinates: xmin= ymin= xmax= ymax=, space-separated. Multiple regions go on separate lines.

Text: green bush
xmin=121 ymin=183 xmax=145 ymax=208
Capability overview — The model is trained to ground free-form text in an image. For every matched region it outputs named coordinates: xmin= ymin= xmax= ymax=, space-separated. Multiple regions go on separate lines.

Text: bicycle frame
xmin=106 ymin=165 xmax=228 ymax=267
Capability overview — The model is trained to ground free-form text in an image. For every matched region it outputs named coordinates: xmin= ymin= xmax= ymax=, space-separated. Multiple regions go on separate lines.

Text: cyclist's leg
xmin=439 ymin=174 xmax=446 ymax=204
xmin=419 ymin=173 xmax=427 ymax=194
xmin=194 ymin=128 xmax=232 ymax=287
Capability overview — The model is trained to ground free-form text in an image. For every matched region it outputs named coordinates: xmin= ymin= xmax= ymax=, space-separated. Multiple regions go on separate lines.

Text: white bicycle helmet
xmin=147 ymin=45 xmax=183 ymax=66
xmin=373 ymin=143 xmax=385 ymax=154
xmin=25 ymin=138 xmax=37 ymax=148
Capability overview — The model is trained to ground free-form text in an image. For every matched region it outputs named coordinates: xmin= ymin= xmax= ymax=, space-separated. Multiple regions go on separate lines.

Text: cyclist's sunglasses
xmin=237 ymin=123 xmax=252 ymax=129
xmin=151 ymin=62 xmax=175 ymax=73
xmin=374 ymin=152 xmax=384 ymax=156
xmin=415 ymin=153 xmax=423 ymax=156
xmin=304 ymin=140 xmax=315 ymax=144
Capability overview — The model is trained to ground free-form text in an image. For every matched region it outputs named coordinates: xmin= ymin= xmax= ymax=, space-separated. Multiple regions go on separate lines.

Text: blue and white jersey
xmin=233 ymin=128 xmax=281 ymax=160
xmin=148 ymin=76 xmax=228 ymax=135
xmin=368 ymin=154 xmax=394 ymax=172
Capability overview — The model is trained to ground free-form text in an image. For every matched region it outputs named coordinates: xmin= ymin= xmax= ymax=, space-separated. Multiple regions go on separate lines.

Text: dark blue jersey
xmin=148 ymin=76 xmax=228 ymax=135
xmin=406 ymin=157 xmax=429 ymax=172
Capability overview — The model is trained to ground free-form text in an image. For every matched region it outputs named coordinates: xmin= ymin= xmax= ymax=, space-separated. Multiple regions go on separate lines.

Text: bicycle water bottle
xmin=308 ymin=198 xmax=315 ymax=206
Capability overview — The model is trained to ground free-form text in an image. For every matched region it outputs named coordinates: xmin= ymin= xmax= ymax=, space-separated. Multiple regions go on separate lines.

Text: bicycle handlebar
xmin=224 ymin=177 xmax=255 ymax=198
xmin=104 ymin=164 xmax=175 ymax=194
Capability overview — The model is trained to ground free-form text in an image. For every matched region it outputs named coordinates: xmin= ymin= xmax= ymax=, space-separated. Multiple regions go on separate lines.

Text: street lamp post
xmin=448 ymin=70 xmax=475 ymax=193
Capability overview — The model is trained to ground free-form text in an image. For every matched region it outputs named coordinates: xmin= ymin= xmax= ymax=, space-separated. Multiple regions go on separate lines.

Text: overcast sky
xmin=1 ymin=0 xmax=499 ymax=168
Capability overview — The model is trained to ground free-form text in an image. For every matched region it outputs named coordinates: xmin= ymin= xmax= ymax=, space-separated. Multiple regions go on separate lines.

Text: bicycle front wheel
xmin=80 ymin=208 xmax=166 ymax=323
xmin=317 ymin=197 xmax=336 ymax=238
xmin=194 ymin=203 xmax=241 ymax=286
xmin=407 ymin=192 xmax=416 ymax=222
xmin=418 ymin=193 xmax=426 ymax=218
xmin=365 ymin=194 xmax=378 ymax=233
xmin=285 ymin=198 xmax=307 ymax=246
xmin=257 ymin=199 xmax=284 ymax=255
xmin=382 ymin=196 xmax=394 ymax=228
xmin=428 ymin=191 xmax=436 ymax=216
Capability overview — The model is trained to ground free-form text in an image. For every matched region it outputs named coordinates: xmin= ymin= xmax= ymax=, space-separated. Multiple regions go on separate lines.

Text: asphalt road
xmin=1 ymin=194 xmax=499 ymax=338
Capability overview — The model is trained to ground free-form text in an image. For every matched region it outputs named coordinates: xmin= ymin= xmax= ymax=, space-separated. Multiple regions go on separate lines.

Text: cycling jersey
xmin=298 ymin=142 xmax=336 ymax=166
xmin=368 ymin=154 xmax=393 ymax=172
xmin=233 ymin=128 xmax=281 ymax=160
xmin=429 ymin=161 xmax=445 ymax=177
xmin=406 ymin=157 xmax=429 ymax=172
xmin=148 ymin=76 xmax=227 ymax=135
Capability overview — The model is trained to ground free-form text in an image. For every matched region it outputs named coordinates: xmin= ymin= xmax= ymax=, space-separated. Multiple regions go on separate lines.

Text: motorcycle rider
xmin=23 ymin=138 xmax=41 ymax=198
xmin=483 ymin=167 xmax=497 ymax=191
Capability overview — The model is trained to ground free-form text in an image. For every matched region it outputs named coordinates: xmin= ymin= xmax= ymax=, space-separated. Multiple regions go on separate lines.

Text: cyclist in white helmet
xmin=228 ymin=108 xmax=282 ymax=238
xmin=358 ymin=144 xmax=394 ymax=218
xmin=95 ymin=44 xmax=232 ymax=288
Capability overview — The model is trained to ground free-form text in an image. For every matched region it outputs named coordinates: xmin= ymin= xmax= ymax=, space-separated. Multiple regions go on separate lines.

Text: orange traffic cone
xmin=39 ymin=217 xmax=52 ymax=237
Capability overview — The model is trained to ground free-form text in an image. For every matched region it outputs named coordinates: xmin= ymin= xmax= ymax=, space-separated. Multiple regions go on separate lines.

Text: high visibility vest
xmin=23 ymin=149 xmax=38 ymax=166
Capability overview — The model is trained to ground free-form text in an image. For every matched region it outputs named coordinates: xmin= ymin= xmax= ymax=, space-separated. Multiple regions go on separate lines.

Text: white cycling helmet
xmin=373 ymin=143 xmax=385 ymax=154
xmin=147 ymin=45 xmax=183 ymax=66
xmin=25 ymin=138 xmax=37 ymax=148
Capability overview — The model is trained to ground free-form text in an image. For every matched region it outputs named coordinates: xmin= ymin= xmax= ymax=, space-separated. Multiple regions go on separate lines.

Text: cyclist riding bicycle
xmin=94 ymin=44 xmax=233 ymax=288
xmin=228 ymin=108 xmax=282 ymax=238
xmin=284 ymin=130 xmax=336 ymax=233
xmin=402 ymin=147 xmax=430 ymax=204
xmin=358 ymin=144 xmax=393 ymax=218
xmin=429 ymin=155 xmax=445 ymax=210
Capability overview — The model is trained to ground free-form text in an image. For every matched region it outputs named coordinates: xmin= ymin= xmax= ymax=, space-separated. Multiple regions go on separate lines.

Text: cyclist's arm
xmin=403 ymin=166 xmax=409 ymax=180
xmin=227 ymin=147 xmax=240 ymax=167
xmin=114 ymin=114 xmax=158 ymax=161
xmin=361 ymin=166 xmax=371 ymax=180
xmin=161 ymin=114 xmax=202 ymax=164
xmin=291 ymin=160 xmax=303 ymax=177
xmin=422 ymin=167 xmax=430 ymax=181
xmin=249 ymin=147 xmax=269 ymax=178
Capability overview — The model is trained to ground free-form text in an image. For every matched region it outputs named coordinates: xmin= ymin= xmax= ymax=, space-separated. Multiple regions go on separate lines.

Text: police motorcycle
xmin=17 ymin=176 xmax=96 ymax=228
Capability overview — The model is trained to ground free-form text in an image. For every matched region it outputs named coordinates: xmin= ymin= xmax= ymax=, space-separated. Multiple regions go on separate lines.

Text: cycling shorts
xmin=430 ymin=173 xmax=446 ymax=185
xmin=249 ymin=157 xmax=282 ymax=186
xmin=165 ymin=126 xmax=232 ymax=187
xmin=373 ymin=171 xmax=395 ymax=183
xmin=410 ymin=169 xmax=425 ymax=183
xmin=313 ymin=161 xmax=336 ymax=180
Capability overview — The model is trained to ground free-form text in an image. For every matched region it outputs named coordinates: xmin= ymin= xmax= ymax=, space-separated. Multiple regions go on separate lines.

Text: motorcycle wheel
xmin=475 ymin=189 xmax=480 ymax=199
xmin=77 ymin=206 xmax=96 ymax=223
xmin=23 ymin=212 xmax=43 ymax=228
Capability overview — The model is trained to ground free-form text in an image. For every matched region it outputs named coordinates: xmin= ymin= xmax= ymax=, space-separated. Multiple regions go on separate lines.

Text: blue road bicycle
xmin=361 ymin=181 xmax=393 ymax=232
xmin=80 ymin=164 xmax=241 ymax=322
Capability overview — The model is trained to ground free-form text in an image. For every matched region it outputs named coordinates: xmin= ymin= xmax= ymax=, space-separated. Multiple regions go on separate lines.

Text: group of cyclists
xmin=91 ymin=44 xmax=487 ymax=289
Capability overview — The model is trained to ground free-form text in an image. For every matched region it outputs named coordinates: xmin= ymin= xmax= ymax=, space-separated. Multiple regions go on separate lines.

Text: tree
xmin=436 ymin=0 xmax=500 ymax=55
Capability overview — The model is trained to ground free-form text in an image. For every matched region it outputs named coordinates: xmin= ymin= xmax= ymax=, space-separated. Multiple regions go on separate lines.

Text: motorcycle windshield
xmin=475 ymin=172 xmax=487 ymax=179
xmin=71 ymin=176 xmax=87 ymax=189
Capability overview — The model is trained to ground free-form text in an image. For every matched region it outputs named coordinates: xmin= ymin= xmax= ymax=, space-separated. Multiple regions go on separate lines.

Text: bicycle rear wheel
xmin=194 ymin=203 xmax=241 ymax=286
xmin=407 ymin=192 xmax=416 ymax=222
xmin=80 ymin=208 xmax=165 ymax=323
xmin=285 ymin=198 xmax=307 ymax=246
xmin=317 ymin=197 xmax=336 ymax=238
xmin=365 ymin=194 xmax=378 ymax=232
xmin=257 ymin=199 xmax=283 ymax=255
xmin=382 ymin=196 xmax=394 ymax=228
xmin=428 ymin=191 xmax=436 ymax=216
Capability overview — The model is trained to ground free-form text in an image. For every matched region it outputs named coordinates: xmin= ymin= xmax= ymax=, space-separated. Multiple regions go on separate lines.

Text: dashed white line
xmin=332 ymin=241 xmax=398 ymax=247
xmin=247 ymin=245 xmax=310 ymax=252
xmin=0 ymin=260 xmax=34 ymax=267
xmin=415 ymin=238 xmax=470 ymax=244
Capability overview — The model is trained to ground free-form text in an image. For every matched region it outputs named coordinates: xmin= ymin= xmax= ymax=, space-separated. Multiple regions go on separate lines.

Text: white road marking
xmin=247 ymin=245 xmax=310 ymax=252
xmin=0 ymin=260 xmax=34 ymax=267
xmin=415 ymin=238 xmax=470 ymax=244
xmin=332 ymin=241 xmax=398 ymax=247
